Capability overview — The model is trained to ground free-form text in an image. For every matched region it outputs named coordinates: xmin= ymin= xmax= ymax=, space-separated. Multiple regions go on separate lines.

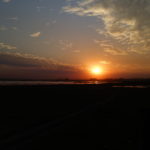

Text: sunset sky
xmin=0 ymin=0 xmax=150 ymax=79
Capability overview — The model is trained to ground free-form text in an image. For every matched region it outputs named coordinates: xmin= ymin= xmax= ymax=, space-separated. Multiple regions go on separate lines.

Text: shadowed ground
xmin=0 ymin=84 xmax=150 ymax=149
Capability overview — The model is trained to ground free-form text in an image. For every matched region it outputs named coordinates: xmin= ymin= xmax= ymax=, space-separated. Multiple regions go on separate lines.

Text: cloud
xmin=52 ymin=20 xmax=57 ymax=24
xmin=2 ymin=0 xmax=12 ymax=3
xmin=0 ymin=26 xmax=18 ymax=31
xmin=0 ymin=42 xmax=17 ymax=50
xmin=0 ymin=52 xmax=48 ymax=67
xmin=0 ymin=52 xmax=84 ymax=79
xmin=94 ymin=39 xmax=128 ymax=55
xmin=59 ymin=40 xmax=73 ymax=50
xmin=99 ymin=61 xmax=110 ymax=65
xmin=8 ymin=17 xmax=18 ymax=21
xmin=63 ymin=0 xmax=150 ymax=54
xmin=104 ymin=49 xmax=127 ymax=56
xmin=11 ymin=27 xmax=18 ymax=30
xmin=36 ymin=6 xmax=46 ymax=12
xmin=30 ymin=32 xmax=41 ymax=38
xmin=73 ymin=50 xmax=80 ymax=53
xmin=0 ymin=26 xmax=7 ymax=31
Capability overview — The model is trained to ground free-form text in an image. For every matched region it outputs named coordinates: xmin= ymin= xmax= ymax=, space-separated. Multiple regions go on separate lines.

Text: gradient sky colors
xmin=0 ymin=0 xmax=150 ymax=79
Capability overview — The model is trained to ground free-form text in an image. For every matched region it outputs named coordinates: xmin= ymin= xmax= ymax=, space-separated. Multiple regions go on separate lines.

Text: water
xmin=0 ymin=80 xmax=149 ymax=88
xmin=112 ymin=85 xmax=147 ymax=88
xmin=0 ymin=80 xmax=107 ymax=86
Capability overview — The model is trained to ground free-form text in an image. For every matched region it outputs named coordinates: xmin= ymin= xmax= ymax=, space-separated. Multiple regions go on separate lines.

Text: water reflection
xmin=112 ymin=85 xmax=147 ymax=88
xmin=0 ymin=80 xmax=149 ymax=88
xmin=0 ymin=80 xmax=105 ymax=86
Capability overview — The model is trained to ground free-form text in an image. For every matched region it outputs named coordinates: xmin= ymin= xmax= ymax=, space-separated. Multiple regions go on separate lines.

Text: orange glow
xmin=90 ymin=66 xmax=103 ymax=75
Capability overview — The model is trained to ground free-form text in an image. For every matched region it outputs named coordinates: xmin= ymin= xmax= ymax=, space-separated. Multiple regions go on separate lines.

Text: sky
xmin=0 ymin=0 xmax=150 ymax=80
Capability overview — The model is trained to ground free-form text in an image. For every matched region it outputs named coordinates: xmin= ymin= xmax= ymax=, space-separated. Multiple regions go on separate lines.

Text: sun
xmin=90 ymin=66 xmax=103 ymax=75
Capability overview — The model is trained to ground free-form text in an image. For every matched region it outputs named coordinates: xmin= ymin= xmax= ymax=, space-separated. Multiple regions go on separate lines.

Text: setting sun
xmin=90 ymin=66 xmax=103 ymax=75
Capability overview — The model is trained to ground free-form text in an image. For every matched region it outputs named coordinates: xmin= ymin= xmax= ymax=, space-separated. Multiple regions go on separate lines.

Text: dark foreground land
xmin=0 ymin=83 xmax=150 ymax=149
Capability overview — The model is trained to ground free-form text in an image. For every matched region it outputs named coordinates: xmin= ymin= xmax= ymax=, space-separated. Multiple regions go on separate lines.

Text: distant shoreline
xmin=0 ymin=79 xmax=150 ymax=88
xmin=0 ymin=78 xmax=150 ymax=81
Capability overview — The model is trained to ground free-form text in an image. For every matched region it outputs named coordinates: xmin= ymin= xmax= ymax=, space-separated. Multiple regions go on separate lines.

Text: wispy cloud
xmin=73 ymin=50 xmax=80 ymax=53
xmin=0 ymin=52 xmax=84 ymax=79
xmin=63 ymin=0 xmax=150 ymax=54
xmin=0 ymin=52 xmax=56 ymax=68
xmin=11 ymin=27 xmax=18 ymax=30
xmin=59 ymin=40 xmax=73 ymax=50
xmin=99 ymin=61 xmax=110 ymax=65
xmin=2 ymin=0 xmax=12 ymax=3
xmin=94 ymin=39 xmax=128 ymax=55
xmin=45 ymin=20 xmax=57 ymax=27
xmin=0 ymin=42 xmax=17 ymax=50
xmin=0 ymin=26 xmax=7 ymax=31
xmin=52 ymin=20 xmax=57 ymax=24
xmin=104 ymin=49 xmax=128 ymax=56
xmin=30 ymin=32 xmax=41 ymax=38
xmin=36 ymin=6 xmax=46 ymax=12
xmin=8 ymin=17 xmax=18 ymax=21
xmin=0 ymin=26 xmax=18 ymax=31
